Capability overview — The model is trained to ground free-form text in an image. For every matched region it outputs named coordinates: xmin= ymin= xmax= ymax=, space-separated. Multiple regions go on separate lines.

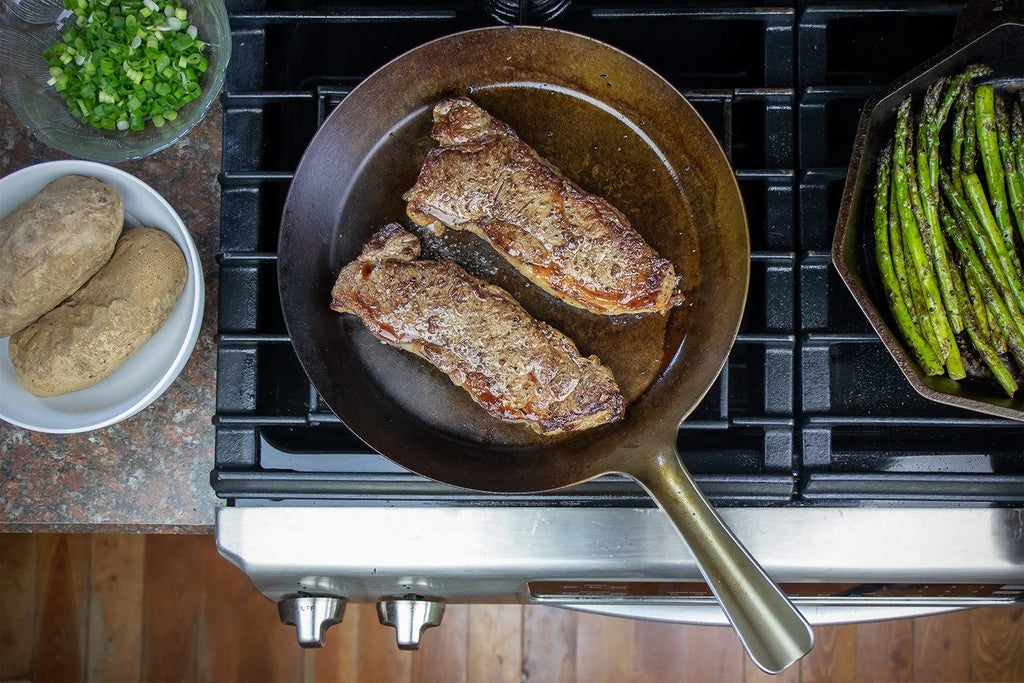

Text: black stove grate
xmin=212 ymin=0 xmax=1023 ymax=507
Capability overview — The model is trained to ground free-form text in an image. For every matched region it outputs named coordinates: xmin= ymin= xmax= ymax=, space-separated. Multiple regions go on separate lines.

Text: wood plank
xmin=855 ymin=617 xmax=913 ymax=682
xmin=912 ymin=610 xmax=971 ymax=682
xmin=0 ymin=533 xmax=37 ymax=681
xmin=466 ymin=604 xmax=522 ymax=683
xmin=305 ymin=597 xmax=360 ymax=683
xmin=678 ymin=624 xmax=744 ymax=683
xmin=522 ymin=605 xmax=577 ymax=683
xmin=86 ymin=534 xmax=145 ymax=683
xmin=412 ymin=603 xmax=468 ymax=683
xmin=34 ymin=534 xmax=91 ymax=683
xmin=574 ymin=611 xmax=634 ymax=683
xmin=800 ymin=624 xmax=856 ymax=683
xmin=355 ymin=602 xmax=413 ymax=683
xmin=198 ymin=534 xmax=302 ymax=683
xmin=141 ymin=534 xmax=202 ymax=682
xmin=970 ymin=607 xmax=1024 ymax=682
xmin=307 ymin=598 xmax=361 ymax=683
xmin=33 ymin=534 xmax=91 ymax=683
xmin=633 ymin=621 xmax=688 ymax=683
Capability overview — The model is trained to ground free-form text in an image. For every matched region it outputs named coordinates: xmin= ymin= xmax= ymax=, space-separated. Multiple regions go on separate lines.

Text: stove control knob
xmin=377 ymin=598 xmax=445 ymax=650
xmin=278 ymin=596 xmax=346 ymax=648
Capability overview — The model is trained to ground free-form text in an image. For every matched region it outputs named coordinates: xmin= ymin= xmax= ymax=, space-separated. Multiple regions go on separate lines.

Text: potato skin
xmin=0 ymin=175 xmax=123 ymax=337
xmin=9 ymin=228 xmax=187 ymax=397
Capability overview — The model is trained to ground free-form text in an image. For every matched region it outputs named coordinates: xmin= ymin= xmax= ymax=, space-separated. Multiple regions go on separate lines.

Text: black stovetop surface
xmin=212 ymin=0 xmax=1023 ymax=507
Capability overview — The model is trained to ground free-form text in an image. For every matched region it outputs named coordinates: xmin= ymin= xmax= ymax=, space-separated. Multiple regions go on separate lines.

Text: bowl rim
xmin=0 ymin=159 xmax=205 ymax=433
xmin=832 ymin=22 xmax=1024 ymax=422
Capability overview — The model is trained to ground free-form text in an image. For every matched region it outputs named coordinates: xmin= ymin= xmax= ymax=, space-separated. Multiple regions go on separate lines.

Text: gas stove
xmin=212 ymin=0 xmax=1024 ymax=651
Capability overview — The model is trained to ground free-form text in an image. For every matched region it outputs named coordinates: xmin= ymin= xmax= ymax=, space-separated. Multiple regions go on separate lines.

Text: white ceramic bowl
xmin=0 ymin=160 xmax=204 ymax=433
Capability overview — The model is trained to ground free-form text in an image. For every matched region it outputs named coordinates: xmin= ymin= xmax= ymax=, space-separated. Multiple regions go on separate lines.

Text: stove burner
xmin=482 ymin=0 xmax=570 ymax=24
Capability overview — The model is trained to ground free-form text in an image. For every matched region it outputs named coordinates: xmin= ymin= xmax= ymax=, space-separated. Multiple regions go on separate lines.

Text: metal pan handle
xmin=954 ymin=0 xmax=1024 ymax=47
xmin=628 ymin=447 xmax=813 ymax=675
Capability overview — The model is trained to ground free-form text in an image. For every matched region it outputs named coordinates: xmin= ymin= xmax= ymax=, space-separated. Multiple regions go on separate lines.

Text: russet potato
xmin=0 ymin=175 xmax=123 ymax=337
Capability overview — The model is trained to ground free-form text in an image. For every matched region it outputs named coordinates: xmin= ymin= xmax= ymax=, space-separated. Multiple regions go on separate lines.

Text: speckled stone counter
xmin=0 ymin=99 xmax=221 ymax=532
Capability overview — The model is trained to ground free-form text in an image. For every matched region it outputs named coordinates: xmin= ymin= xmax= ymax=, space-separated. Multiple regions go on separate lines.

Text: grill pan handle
xmin=954 ymin=0 xmax=1024 ymax=46
xmin=628 ymin=448 xmax=813 ymax=674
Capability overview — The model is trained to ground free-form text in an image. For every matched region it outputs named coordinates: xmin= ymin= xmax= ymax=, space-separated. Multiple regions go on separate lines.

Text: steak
xmin=330 ymin=224 xmax=625 ymax=434
xmin=403 ymin=97 xmax=682 ymax=315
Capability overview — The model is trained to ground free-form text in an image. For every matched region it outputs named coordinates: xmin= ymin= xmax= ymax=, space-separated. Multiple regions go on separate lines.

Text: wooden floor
xmin=1 ymin=534 xmax=1022 ymax=683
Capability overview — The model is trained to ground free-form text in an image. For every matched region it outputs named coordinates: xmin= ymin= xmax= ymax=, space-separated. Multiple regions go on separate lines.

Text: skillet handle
xmin=629 ymin=447 xmax=813 ymax=675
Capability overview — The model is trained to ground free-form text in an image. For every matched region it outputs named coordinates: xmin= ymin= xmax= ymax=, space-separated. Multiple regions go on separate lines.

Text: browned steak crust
xmin=403 ymin=97 xmax=682 ymax=315
xmin=330 ymin=224 xmax=625 ymax=434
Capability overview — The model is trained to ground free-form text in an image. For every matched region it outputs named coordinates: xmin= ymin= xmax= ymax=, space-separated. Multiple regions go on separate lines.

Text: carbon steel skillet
xmin=278 ymin=26 xmax=812 ymax=673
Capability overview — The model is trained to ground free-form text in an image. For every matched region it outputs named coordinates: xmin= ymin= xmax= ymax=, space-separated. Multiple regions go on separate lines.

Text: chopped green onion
xmin=43 ymin=0 xmax=206 ymax=132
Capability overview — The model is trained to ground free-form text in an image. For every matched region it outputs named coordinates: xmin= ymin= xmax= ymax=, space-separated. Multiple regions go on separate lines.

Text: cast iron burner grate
xmin=212 ymin=0 xmax=1023 ymax=507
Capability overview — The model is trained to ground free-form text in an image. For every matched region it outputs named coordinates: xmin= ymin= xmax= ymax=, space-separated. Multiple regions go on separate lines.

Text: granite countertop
xmin=0 ymin=99 xmax=222 ymax=533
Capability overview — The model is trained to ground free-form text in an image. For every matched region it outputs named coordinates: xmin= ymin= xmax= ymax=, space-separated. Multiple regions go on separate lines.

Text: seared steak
xmin=403 ymin=97 xmax=682 ymax=315
xmin=330 ymin=224 xmax=625 ymax=434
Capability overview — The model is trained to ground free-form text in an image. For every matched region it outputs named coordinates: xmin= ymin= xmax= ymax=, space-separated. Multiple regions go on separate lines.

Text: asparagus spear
xmin=940 ymin=169 xmax=1024 ymax=326
xmin=924 ymin=77 xmax=949 ymax=194
xmin=991 ymin=314 xmax=1007 ymax=353
xmin=964 ymin=84 xmax=978 ymax=176
xmin=975 ymin=85 xmax=1017 ymax=257
xmin=945 ymin=243 xmax=976 ymax=344
xmin=875 ymin=144 xmax=944 ymax=374
xmin=896 ymin=99 xmax=965 ymax=378
xmin=958 ymin=84 xmax=1021 ymax=278
xmin=1013 ymin=101 xmax=1024 ymax=180
xmin=952 ymin=89 xmax=967 ymax=194
xmin=963 ymin=264 xmax=993 ymax=344
xmin=958 ymin=281 xmax=1019 ymax=397
xmin=962 ymin=173 xmax=1006 ymax=255
xmin=962 ymin=84 xmax=1017 ymax=266
xmin=897 ymin=109 xmax=943 ymax=358
xmin=941 ymin=206 xmax=1024 ymax=361
xmin=962 ymin=172 xmax=1024 ymax=275
xmin=998 ymin=95 xmax=1024 ymax=239
xmin=915 ymin=87 xmax=963 ymax=334
xmin=905 ymin=240 xmax=943 ymax=357
xmin=1018 ymin=93 xmax=1024 ymax=173
xmin=886 ymin=136 xmax=918 ymax=331
xmin=940 ymin=207 xmax=1024 ymax=390
xmin=936 ymin=64 xmax=992 ymax=127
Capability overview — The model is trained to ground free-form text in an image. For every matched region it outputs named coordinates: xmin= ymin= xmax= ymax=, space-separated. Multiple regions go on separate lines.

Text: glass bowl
xmin=0 ymin=0 xmax=230 ymax=162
